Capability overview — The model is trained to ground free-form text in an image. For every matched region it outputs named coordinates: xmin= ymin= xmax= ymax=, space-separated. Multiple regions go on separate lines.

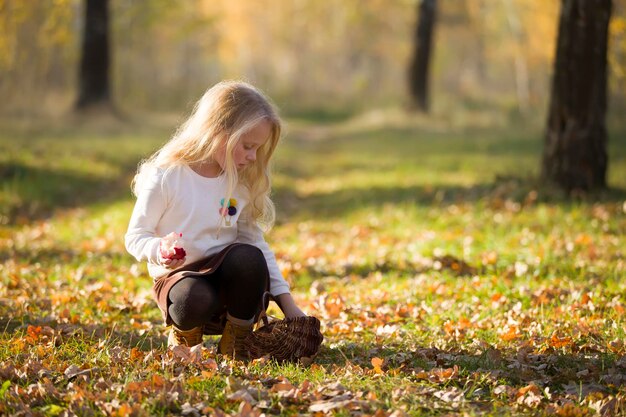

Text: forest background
xmin=1 ymin=0 xmax=625 ymax=120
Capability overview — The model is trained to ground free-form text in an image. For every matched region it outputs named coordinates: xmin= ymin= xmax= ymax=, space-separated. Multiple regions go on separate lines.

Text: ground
xmin=0 ymin=109 xmax=625 ymax=416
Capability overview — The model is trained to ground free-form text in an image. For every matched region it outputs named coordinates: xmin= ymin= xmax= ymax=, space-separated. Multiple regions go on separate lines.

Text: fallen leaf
xmin=433 ymin=387 xmax=465 ymax=408
xmin=227 ymin=389 xmax=257 ymax=405
xmin=271 ymin=382 xmax=296 ymax=392
xmin=371 ymin=357 xmax=384 ymax=374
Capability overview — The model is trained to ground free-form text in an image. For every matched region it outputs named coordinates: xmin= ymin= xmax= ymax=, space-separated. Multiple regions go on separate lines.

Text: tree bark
xmin=408 ymin=0 xmax=437 ymax=112
xmin=542 ymin=0 xmax=612 ymax=191
xmin=76 ymin=0 xmax=111 ymax=110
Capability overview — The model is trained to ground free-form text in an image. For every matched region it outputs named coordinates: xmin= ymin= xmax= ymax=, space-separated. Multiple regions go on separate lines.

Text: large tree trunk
xmin=76 ymin=0 xmax=111 ymax=110
xmin=408 ymin=0 xmax=437 ymax=112
xmin=542 ymin=0 xmax=612 ymax=191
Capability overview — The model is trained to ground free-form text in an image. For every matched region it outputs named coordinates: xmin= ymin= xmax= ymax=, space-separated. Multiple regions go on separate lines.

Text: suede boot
xmin=218 ymin=320 xmax=253 ymax=361
xmin=168 ymin=325 xmax=203 ymax=347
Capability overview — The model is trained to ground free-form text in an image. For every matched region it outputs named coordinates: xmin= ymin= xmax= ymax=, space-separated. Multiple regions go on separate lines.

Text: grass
xmin=0 ymin=110 xmax=625 ymax=416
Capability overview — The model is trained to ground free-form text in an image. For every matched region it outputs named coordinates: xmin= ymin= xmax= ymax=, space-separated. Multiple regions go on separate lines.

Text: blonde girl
xmin=125 ymin=81 xmax=305 ymax=360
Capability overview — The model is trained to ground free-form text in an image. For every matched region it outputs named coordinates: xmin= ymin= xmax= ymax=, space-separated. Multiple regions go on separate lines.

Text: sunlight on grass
xmin=0 ymin=114 xmax=625 ymax=415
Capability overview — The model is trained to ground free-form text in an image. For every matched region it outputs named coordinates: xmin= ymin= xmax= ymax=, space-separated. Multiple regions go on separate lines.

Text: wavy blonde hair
xmin=132 ymin=80 xmax=282 ymax=230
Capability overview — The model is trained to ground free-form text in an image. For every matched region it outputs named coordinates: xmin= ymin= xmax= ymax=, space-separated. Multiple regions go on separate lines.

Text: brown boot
xmin=218 ymin=321 xmax=252 ymax=361
xmin=168 ymin=325 xmax=203 ymax=347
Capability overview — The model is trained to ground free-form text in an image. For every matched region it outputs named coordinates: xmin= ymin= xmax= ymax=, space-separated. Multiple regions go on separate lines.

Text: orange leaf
xmin=516 ymin=383 xmax=541 ymax=398
xmin=114 ymin=403 xmax=133 ymax=417
xmin=574 ymin=234 xmax=592 ymax=246
xmin=130 ymin=348 xmax=143 ymax=361
xmin=549 ymin=334 xmax=572 ymax=349
xmin=323 ymin=293 xmax=345 ymax=318
xmin=373 ymin=409 xmax=387 ymax=417
xmin=500 ymin=325 xmax=520 ymax=341
xmin=125 ymin=381 xmax=144 ymax=393
xmin=371 ymin=357 xmax=384 ymax=374
xmin=491 ymin=293 xmax=503 ymax=302
xmin=151 ymin=374 xmax=166 ymax=388
xmin=271 ymin=382 xmax=296 ymax=392
xmin=414 ymin=370 xmax=429 ymax=379
xmin=430 ymin=365 xmax=459 ymax=382
xmin=25 ymin=328 xmax=39 ymax=344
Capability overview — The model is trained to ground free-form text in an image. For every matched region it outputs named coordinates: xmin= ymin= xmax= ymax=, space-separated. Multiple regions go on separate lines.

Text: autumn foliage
xmin=0 ymin=114 xmax=625 ymax=415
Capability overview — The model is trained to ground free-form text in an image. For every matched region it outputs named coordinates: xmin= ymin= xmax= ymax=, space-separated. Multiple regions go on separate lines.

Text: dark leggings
xmin=167 ymin=244 xmax=269 ymax=330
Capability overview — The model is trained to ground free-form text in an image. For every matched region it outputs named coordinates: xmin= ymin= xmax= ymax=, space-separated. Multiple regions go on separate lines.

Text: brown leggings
xmin=167 ymin=244 xmax=268 ymax=330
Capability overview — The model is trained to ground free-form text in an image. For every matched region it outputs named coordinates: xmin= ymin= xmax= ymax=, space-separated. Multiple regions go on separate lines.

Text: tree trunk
xmin=542 ymin=0 xmax=612 ymax=191
xmin=408 ymin=0 xmax=437 ymax=112
xmin=76 ymin=0 xmax=111 ymax=110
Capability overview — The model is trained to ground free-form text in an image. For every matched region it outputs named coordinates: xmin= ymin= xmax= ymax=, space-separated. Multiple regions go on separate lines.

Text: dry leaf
xmin=371 ymin=357 xmax=384 ymax=374
xmin=227 ymin=389 xmax=257 ymax=405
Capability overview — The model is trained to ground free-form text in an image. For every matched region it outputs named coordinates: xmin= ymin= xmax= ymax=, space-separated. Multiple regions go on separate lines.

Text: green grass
xmin=0 ymin=112 xmax=625 ymax=416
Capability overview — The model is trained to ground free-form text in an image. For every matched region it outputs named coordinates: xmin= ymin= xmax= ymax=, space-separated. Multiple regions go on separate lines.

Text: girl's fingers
xmin=165 ymin=258 xmax=186 ymax=269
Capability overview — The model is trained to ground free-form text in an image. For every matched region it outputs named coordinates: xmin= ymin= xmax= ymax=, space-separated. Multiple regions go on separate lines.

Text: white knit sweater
xmin=124 ymin=164 xmax=290 ymax=297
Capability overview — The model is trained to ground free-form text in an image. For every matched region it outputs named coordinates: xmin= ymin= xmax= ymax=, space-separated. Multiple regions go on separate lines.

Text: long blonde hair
xmin=132 ymin=80 xmax=282 ymax=230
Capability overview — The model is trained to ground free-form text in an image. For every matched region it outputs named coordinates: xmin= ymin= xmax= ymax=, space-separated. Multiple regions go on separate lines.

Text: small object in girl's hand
xmin=160 ymin=232 xmax=187 ymax=260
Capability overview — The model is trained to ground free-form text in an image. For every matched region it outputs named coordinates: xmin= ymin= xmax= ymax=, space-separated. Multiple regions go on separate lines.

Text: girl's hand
xmin=274 ymin=293 xmax=307 ymax=318
xmin=158 ymin=234 xmax=186 ymax=269
xmin=159 ymin=253 xmax=186 ymax=269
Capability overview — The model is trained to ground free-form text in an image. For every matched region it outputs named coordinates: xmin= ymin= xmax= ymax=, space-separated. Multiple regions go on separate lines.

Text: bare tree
xmin=76 ymin=0 xmax=111 ymax=110
xmin=542 ymin=0 xmax=612 ymax=191
xmin=408 ymin=0 xmax=437 ymax=112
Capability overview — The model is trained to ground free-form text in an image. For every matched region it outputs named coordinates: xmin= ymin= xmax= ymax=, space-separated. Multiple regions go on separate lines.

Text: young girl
xmin=125 ymin=80 xmax=306 ymax=360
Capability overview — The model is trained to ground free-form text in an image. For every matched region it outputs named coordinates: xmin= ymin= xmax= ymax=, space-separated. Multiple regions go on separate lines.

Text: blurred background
xmin=1 ymin=0 xmax=624 ymax=122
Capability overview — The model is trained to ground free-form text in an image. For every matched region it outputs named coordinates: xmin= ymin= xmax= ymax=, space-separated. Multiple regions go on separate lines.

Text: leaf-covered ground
xmin=0 ymin=112 xmax=625 ymax=416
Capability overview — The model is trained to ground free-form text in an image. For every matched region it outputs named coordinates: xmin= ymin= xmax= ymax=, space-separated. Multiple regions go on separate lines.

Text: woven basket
xmin=245 ymin=315 xmax=324 ymax=364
